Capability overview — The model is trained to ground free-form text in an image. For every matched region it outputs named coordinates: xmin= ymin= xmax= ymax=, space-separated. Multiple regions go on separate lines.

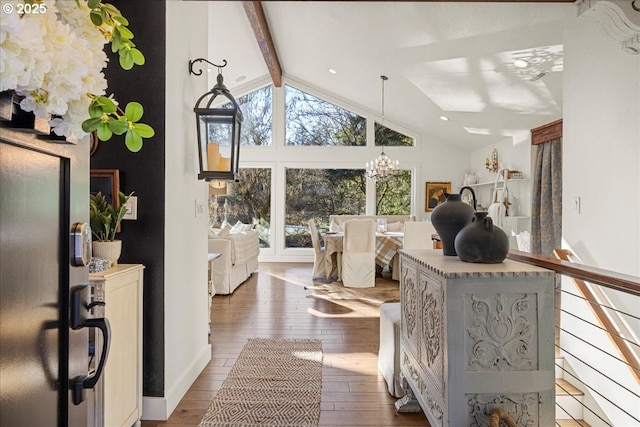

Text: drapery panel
xmin=531 ymin=137 xmax=562 ymax=255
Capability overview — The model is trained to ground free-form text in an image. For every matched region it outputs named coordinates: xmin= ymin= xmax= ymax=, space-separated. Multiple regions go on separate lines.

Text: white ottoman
xmin=378 ymin=302 xmax=403 ymax=398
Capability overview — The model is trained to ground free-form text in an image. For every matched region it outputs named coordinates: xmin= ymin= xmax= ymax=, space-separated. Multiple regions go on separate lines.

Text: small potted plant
xmin=90 ymin=190 xmax=133 ymax=266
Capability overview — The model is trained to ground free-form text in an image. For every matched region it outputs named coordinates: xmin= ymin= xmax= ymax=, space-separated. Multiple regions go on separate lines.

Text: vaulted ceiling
xmin=207 ymin=1 xmax=572 ymax=150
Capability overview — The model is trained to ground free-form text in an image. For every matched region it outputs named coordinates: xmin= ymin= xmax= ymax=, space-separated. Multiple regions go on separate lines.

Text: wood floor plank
xmin=141 ymin=263 xmax=429 ymax=426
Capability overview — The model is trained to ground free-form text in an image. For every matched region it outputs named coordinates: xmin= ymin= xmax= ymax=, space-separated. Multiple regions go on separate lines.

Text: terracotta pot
xmin=92 ymin=240 xmax=122 ymax=267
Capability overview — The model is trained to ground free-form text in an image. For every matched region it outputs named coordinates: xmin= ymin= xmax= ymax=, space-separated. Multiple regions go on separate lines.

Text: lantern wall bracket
xmin=188 ymin=58 xmax=227 ymax=76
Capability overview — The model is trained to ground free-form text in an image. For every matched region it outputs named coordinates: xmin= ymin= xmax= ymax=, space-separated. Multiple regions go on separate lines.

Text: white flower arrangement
xmin=0 ymin=0 xmax=153 ymax=151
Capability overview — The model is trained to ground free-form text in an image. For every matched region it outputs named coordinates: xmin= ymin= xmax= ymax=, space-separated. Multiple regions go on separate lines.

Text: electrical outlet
xmin=195 ymin=199 xmax=205 ymax=218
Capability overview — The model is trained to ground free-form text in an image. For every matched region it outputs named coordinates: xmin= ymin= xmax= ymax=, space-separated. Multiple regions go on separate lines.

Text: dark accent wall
xmin=90 ymin=1 xmax=166 ymax=397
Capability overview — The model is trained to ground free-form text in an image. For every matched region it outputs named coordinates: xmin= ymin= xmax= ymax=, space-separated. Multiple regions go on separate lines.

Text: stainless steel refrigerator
xmin=1 ymin=125 xmax=107 ymax=426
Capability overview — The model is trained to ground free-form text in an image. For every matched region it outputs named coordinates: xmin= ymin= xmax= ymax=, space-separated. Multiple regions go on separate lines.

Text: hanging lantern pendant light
xmin=365 ymin=75 xmax=399 ymax=181
xmin=191 ymin=58 xmax=243 ymax=182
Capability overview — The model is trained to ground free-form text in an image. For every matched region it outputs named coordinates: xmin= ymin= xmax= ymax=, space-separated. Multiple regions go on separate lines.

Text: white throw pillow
xmin=218 ymin=222 xmax=232 ymax=238
xmin=231 ymin=220 xmax=245 ymax=234
xmin=387 ymin=221 xmax=402 ymax=232
xmin=329 ymin=221 xmax=343 ymax=232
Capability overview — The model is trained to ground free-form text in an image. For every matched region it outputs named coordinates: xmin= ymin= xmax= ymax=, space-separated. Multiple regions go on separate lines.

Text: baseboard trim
xmin=141 ymin=343 xmax=212 ymax=420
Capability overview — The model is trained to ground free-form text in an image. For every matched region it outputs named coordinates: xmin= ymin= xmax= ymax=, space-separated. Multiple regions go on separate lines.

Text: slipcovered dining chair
xmin=391 ymin=221 xmax=436 ymax=280
xmin=341 ymin=219 xmax=376 ymax=288
xmin=403 ymin=221 xmax=436 ymax=249
xmin=308 ymin=219 xmax=327 ymax=279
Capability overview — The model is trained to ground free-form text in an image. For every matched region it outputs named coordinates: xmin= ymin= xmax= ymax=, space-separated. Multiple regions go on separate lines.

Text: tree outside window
xmin=209 ymin=168 xmax=272 ymax=248
xmin=285 ymin=168 xmax=366 ymax=248
xmin=219 ymin=85 xmax=272 ymax=146
xmin=285 ymin=85 xmax=366 ymax=147
xmin=376 ymin=170 xmax=412 ymax=215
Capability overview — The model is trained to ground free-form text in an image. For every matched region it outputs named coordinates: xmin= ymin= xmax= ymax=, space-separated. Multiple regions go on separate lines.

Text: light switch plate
xmin=123 ymin=196 xmax=138 ymax=220
xmin=572 ymin=196 xmax=581 ymax=214
xmin=195 ymin=199 xmax=205 ymax=218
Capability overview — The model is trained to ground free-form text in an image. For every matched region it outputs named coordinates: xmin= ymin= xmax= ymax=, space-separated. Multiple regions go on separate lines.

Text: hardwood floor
xmin=142 ymin=262 xmax=429 ymax=427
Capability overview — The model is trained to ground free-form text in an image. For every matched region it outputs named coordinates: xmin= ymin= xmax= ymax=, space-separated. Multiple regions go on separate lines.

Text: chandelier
xmin=365 ymin=75 xmax=399 ymax=181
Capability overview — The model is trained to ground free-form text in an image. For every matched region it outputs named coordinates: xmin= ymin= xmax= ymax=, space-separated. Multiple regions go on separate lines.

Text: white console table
xmin=398 ymin=250 xmax=555 ymax=427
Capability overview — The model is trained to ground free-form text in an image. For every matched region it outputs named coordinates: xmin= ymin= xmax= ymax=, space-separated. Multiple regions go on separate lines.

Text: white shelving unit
xmin=460 ymin=178 xmax=531 ymax=242
xmin=463 ymin=178 xmax=529 ymax=189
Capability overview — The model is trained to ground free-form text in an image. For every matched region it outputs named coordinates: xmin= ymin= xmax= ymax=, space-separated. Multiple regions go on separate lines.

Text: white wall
xmin=561 ymin=6 xmax=640 ymax=426
xmin=146 ymin=1 xmax=211 ymax=420
xmin=563 ymin=7 xmax=640 ymax=277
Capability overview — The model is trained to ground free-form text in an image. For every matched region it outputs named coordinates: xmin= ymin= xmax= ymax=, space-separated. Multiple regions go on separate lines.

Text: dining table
xmin=322 ymin=231 xmax=404 ymax=281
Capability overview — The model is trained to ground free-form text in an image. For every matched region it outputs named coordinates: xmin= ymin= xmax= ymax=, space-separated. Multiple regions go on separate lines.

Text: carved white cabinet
xmin=90 ymin=264 xmax=144 ymax=427
xmin=399 ymin=250 xmax=555 ymax=427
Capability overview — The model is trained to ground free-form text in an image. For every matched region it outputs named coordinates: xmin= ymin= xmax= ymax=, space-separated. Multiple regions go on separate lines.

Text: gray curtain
xmin=531 ymin=138 xmax=562 ymax=255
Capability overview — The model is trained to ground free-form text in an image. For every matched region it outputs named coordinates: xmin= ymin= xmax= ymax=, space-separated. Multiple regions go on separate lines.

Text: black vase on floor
xmin=430 ymin=186 xmax=476 ymax=256
xmin=454 ymin=212 xmax=509 ymax=263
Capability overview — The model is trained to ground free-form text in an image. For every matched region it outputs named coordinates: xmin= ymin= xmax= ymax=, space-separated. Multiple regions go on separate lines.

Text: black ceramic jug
xmin=454 ymin=211 xmax=509 ymax=263
xmin=430 ymin=186 xmax=477 ymax=256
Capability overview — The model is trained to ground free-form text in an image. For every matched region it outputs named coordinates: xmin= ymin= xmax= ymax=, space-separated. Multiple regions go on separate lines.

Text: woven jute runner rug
xmin=198 ymin=338 xmax=323 ymax=427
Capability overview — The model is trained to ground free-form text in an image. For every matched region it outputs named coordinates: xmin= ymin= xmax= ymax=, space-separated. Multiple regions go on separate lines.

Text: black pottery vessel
xmin=430 ymin=186 xmax=476 ymax=256
xmin=454 ymin=212 xmax=509 ymax=263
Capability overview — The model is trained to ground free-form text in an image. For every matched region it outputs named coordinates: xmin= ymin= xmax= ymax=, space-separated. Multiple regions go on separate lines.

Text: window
xmin=209 ymin=168 xmax=272 ymax=248
xmin=220 ymin=85 xmax=272 ymax=146
xmin=376 ymin=170 xmax=412 ymax=215
xmin=285 ymin=85 xmax=366 ymax=146
xmin=285 ymin=168 xmax=366 ymax=248
xmin=375 ymin=123 xmax=414 ymax=146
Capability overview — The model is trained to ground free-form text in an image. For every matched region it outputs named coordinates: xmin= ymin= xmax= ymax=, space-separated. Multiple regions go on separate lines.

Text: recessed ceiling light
xmin=328 ymin=68 xmax=337 ymax=74
xmin=514 ymin=59 xmax=530 ymax=69
xmin=440 ymin=116 xmax=449 ymax=121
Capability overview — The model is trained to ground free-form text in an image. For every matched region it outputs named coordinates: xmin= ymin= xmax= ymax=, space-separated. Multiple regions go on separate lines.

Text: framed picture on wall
xmin=90 ymin=168 xmax=121 ymax=230
xmin=90 ymin=169 xmax=120 ymax=205
xmin=425 ymin=181 xmax=451 ymax=212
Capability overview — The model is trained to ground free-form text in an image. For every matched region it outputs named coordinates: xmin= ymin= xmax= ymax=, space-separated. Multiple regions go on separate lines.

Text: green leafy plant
xmin=90 ymin=191 xmax=134 ymax=241
xmin=81 ymin=0 xmax=154 ymax=152
xmin=82 ymin=97 xmax=154 ymax=152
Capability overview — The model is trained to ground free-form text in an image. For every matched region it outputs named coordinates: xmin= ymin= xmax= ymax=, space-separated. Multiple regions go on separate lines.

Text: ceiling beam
xmin=243 ymin=1 xmax=283 ymax=87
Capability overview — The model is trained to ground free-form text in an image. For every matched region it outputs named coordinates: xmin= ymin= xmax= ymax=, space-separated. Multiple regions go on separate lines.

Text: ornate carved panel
xmin=418 ymin=273 xmax=444 ymax=398
xmin=465 ymin=293 xmax=537 ymax=371
xmin=576 ymin=0 xmax=640 ymax=54
xmin=401 ymin=263 xmax=419 ymax=357
xmin=467 ymin=393 xmax=539 ymax=427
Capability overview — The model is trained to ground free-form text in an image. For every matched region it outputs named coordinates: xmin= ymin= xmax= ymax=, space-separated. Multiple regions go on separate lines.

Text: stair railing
xmin=507 ymin=250 xmax=640 ymax=427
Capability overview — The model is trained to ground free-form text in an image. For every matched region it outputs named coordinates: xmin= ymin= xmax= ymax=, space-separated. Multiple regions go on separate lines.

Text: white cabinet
xmin=90 ymin=264 xmax=144 ymax=427
xmin=399 ymin=250 xmax=555 ymax=427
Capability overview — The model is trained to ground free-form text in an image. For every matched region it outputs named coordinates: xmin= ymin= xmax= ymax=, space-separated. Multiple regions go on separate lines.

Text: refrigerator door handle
xmin=71 ymin=317 xmax=111 ymax=405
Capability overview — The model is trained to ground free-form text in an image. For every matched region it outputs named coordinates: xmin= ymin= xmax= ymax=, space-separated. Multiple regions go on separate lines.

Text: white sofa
xmin=208 ymin=230 xmax=260 ymax=295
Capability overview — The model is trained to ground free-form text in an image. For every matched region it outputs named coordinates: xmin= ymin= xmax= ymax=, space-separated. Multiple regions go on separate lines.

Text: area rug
xmin=198 ymin=338 xmax=323 ymax=427
xmin=305 ymin=278 xmax=400 ymax=306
